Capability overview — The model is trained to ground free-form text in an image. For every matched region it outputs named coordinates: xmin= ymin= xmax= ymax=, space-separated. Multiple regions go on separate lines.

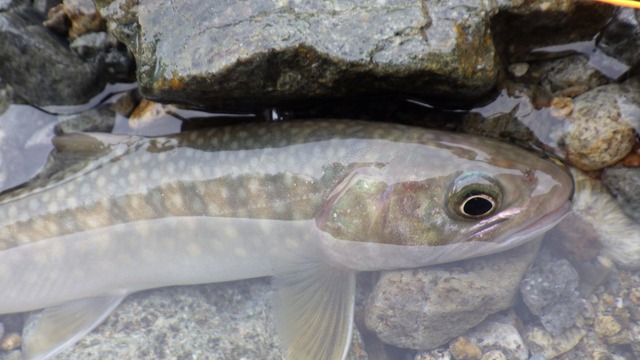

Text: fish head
xmin=315 ymin=132 xmax=574 ymax=270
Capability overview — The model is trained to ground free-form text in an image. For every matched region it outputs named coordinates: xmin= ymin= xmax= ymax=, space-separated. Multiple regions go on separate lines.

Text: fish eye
xmin=448 ymin=173 xmax=502 ymax=220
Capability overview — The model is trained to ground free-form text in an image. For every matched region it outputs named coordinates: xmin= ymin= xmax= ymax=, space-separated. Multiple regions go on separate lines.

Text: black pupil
xmin=463 ymin=196 xmax=494 ymax=216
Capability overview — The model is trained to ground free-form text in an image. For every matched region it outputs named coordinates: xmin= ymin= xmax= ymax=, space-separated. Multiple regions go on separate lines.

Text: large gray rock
xmin=94 ymin=0 xmax=611 ymax=110
xmin=0 ymin=7 xmax=103 ymax=106
xmin=364 ymin=240 xmax=541 ymax=350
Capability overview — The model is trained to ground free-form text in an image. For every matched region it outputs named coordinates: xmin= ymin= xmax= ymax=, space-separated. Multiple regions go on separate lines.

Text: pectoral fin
xmin=273 ymin=262 xmax=356 ymax=360
xmin=22 ymin=294 xmax=125 ymax=360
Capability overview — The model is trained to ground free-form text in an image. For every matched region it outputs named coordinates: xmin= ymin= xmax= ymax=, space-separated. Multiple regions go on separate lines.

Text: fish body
xmin=0 ymin=120 xmax=573 ymax=359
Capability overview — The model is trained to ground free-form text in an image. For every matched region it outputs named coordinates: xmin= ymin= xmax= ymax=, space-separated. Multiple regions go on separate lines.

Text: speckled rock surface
xmin=601 ymin=167 xmax=640 ymax=223
xmin=92 ymin=0 xmax=611 ymax=110
xmin=523 ymin=325 xmax=586 ymax=359
xmin=10 ymin=280 xmax=367 ymax=359
xmin=563 ymin=81 xmax=640 ymax=170
xmin=464 ymin=314 xmax=528 ymax=360
xmin=364 ymin=240 xmax=540 ymax=350
xmin=520 ymin=247 xmax=584 ymax=334
xmin=0 ymin=7 xmax=102 ymax=106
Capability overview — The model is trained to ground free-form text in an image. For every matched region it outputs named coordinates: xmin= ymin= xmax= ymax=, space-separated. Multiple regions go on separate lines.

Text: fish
xmin=0 ymin=120 xmax=573 ymax=360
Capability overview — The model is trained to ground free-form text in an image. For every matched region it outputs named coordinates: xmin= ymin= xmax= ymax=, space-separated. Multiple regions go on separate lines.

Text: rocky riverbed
xmin=0 ymin=1 xmax=639 ymax=359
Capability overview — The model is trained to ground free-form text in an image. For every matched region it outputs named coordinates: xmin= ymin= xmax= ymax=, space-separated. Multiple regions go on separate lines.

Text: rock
xmin=529 ymin=55 xmax=608 ymax=96
xmin=479 ymin=350 xmax=506 ymax=360
xmin=594 ymin=315 xmax=622 ymax=338
xmin=464 ymin=315 xmax=528 ymax=360
xmin=365 ymin=240 xmax=540 ymax=350
xmin=570 ymin=168 xmax=640 ymax=270
xmin=40 ymin=280 xmax=367 ymax=359
xmin=415 ymin=349 xmax=452 ymax=360
xmin=519 ymin=246 xmax=584 ymax=334
xmin=449 ymin=336 xmax=481 ymax=360
xmin=596 ymin=6 xmax=640 ymax=79
xmin=0 ymin=0 xmax=24 ymax=11
xmin=32 ymin=0 xmax=59 ymax=15
xmin=523 ymin=325 xmax=586 ymax=359
xmin=0 ymin=7 xmax=102 ymax=106
xmin=70 ymin=31 xmax=110 ymax=59
xmin=93 ymin=0 xmax=611 ymax=110
xmin=0 ymin=333 xmax=20 ymax=351
xmin=94 ymin=0 xmax=497 ymax=109
xmin=0 ymin=82 xmax=13 ymax=116
xmin=601 ymin=167 xmax=640 ymax=223
xmin=563 ymin=82 xmax=639 ymax=170
xmin=63 ymin=0 xmax=105 ymax=39
xmin=54 ymin=105 xmax=116 ymax=134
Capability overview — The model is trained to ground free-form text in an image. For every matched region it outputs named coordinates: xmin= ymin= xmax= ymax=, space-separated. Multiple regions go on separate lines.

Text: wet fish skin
xmin=0 ymin=120 xmax=573 ymax=360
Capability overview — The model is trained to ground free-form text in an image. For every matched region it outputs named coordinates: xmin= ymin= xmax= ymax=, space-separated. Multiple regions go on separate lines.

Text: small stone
xmin=63 ymin=0 xmax=105 ymax=39
xmin=480 ymin=350 xmax=506 ymax=360
xmin=508 ymin=63 xmax=529 ymax=77
xmin=594 ymin=315 xmax=622 ymax=337
xmin=464 ymin=316 xmax=528 ymax=360
xmin=414 ymin=349 xmax=452 ymax=360
xmin=523 ymin=325 xmax=586 ymax=359
xmin=532 ymin=55 xmax=608 ymax=94
xmin=549 ymin=97 xmax=573 ymax=118
xmin=563 ymin=82 xmax=639 ymax=170
xmin=601 ymin=167 xmax=640 ymax=223
xmin=54 ymin=106 xmax=116 ymax=134
xmin=449 ymin=336 xmax=481 ymax=360
xmin=0 ymin=332 xmax=21 ymax=351
xmin=43 ymin=3 xmax=69 ymax=34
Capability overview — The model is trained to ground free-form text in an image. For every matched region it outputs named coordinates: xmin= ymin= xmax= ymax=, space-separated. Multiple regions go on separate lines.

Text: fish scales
xmin=0 ymin=120 xmax=574 ymax=360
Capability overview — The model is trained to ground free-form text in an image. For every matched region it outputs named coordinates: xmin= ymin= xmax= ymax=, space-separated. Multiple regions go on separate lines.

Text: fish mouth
xmin=469 ymin=200 xmax=572 ymax=246
xmin=496 ymin=200 xmax=571 ymax=246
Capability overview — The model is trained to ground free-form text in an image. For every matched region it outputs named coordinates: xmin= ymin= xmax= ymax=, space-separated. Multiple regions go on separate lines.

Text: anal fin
xmin=273 ymin=261 xmax=356 ymax=360
xmin=22 ymin=294 xmax=125 ymax=360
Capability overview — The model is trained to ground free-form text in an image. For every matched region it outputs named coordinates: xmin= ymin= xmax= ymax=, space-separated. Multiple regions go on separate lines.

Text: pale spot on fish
xmin=47 ymin=202 xmax=59 ymax=213
xmin=186 ymin=243 xmax=201 ymax=256
xmin=136 ymin=223 xmax=151 ymax=237
xmin=71 ymin=268 xmax=85 ymax=280
xmin=96 ymin=176 xmax=107 ymax=188
xmin=28 ymin=199 xmax=39 ymax=212
xmin=49 ymin=242 xmax=66 ymax=258
xmin=80 ymin=183 xmax=91 ymax=196
xmin=45 ymin=220 xmax=59 ymax=234
xmin=234 ymin=246 xmax=248 ymax=258
xmin=142 ymin=248 xmax=155 ymax=262
xmin=66 ymin=197 xmax=78 ymax=208
xmin=56 ymin=188 xmax=67 ymax=199
xmin=75 ymin=241 xmax=88 ymax=253
xmin=162 ymin=238 xmax=177 ymax=251
xmin=7 ymin=205 xmax=17 ymax=218
xmin=109 ymin=165 xmax=119 ymax=176
xmin=117 ymin=253 xmax=132 ymax=263
xmin=169 ymin=193 xmax=184 ymax=208
xmin=212 ymin=240 xmax=224 ymax=253
xmin=0 ymin=264 xmax=9 ymax=278
xmin=285 ymin=235 xmax=300 ymax=247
